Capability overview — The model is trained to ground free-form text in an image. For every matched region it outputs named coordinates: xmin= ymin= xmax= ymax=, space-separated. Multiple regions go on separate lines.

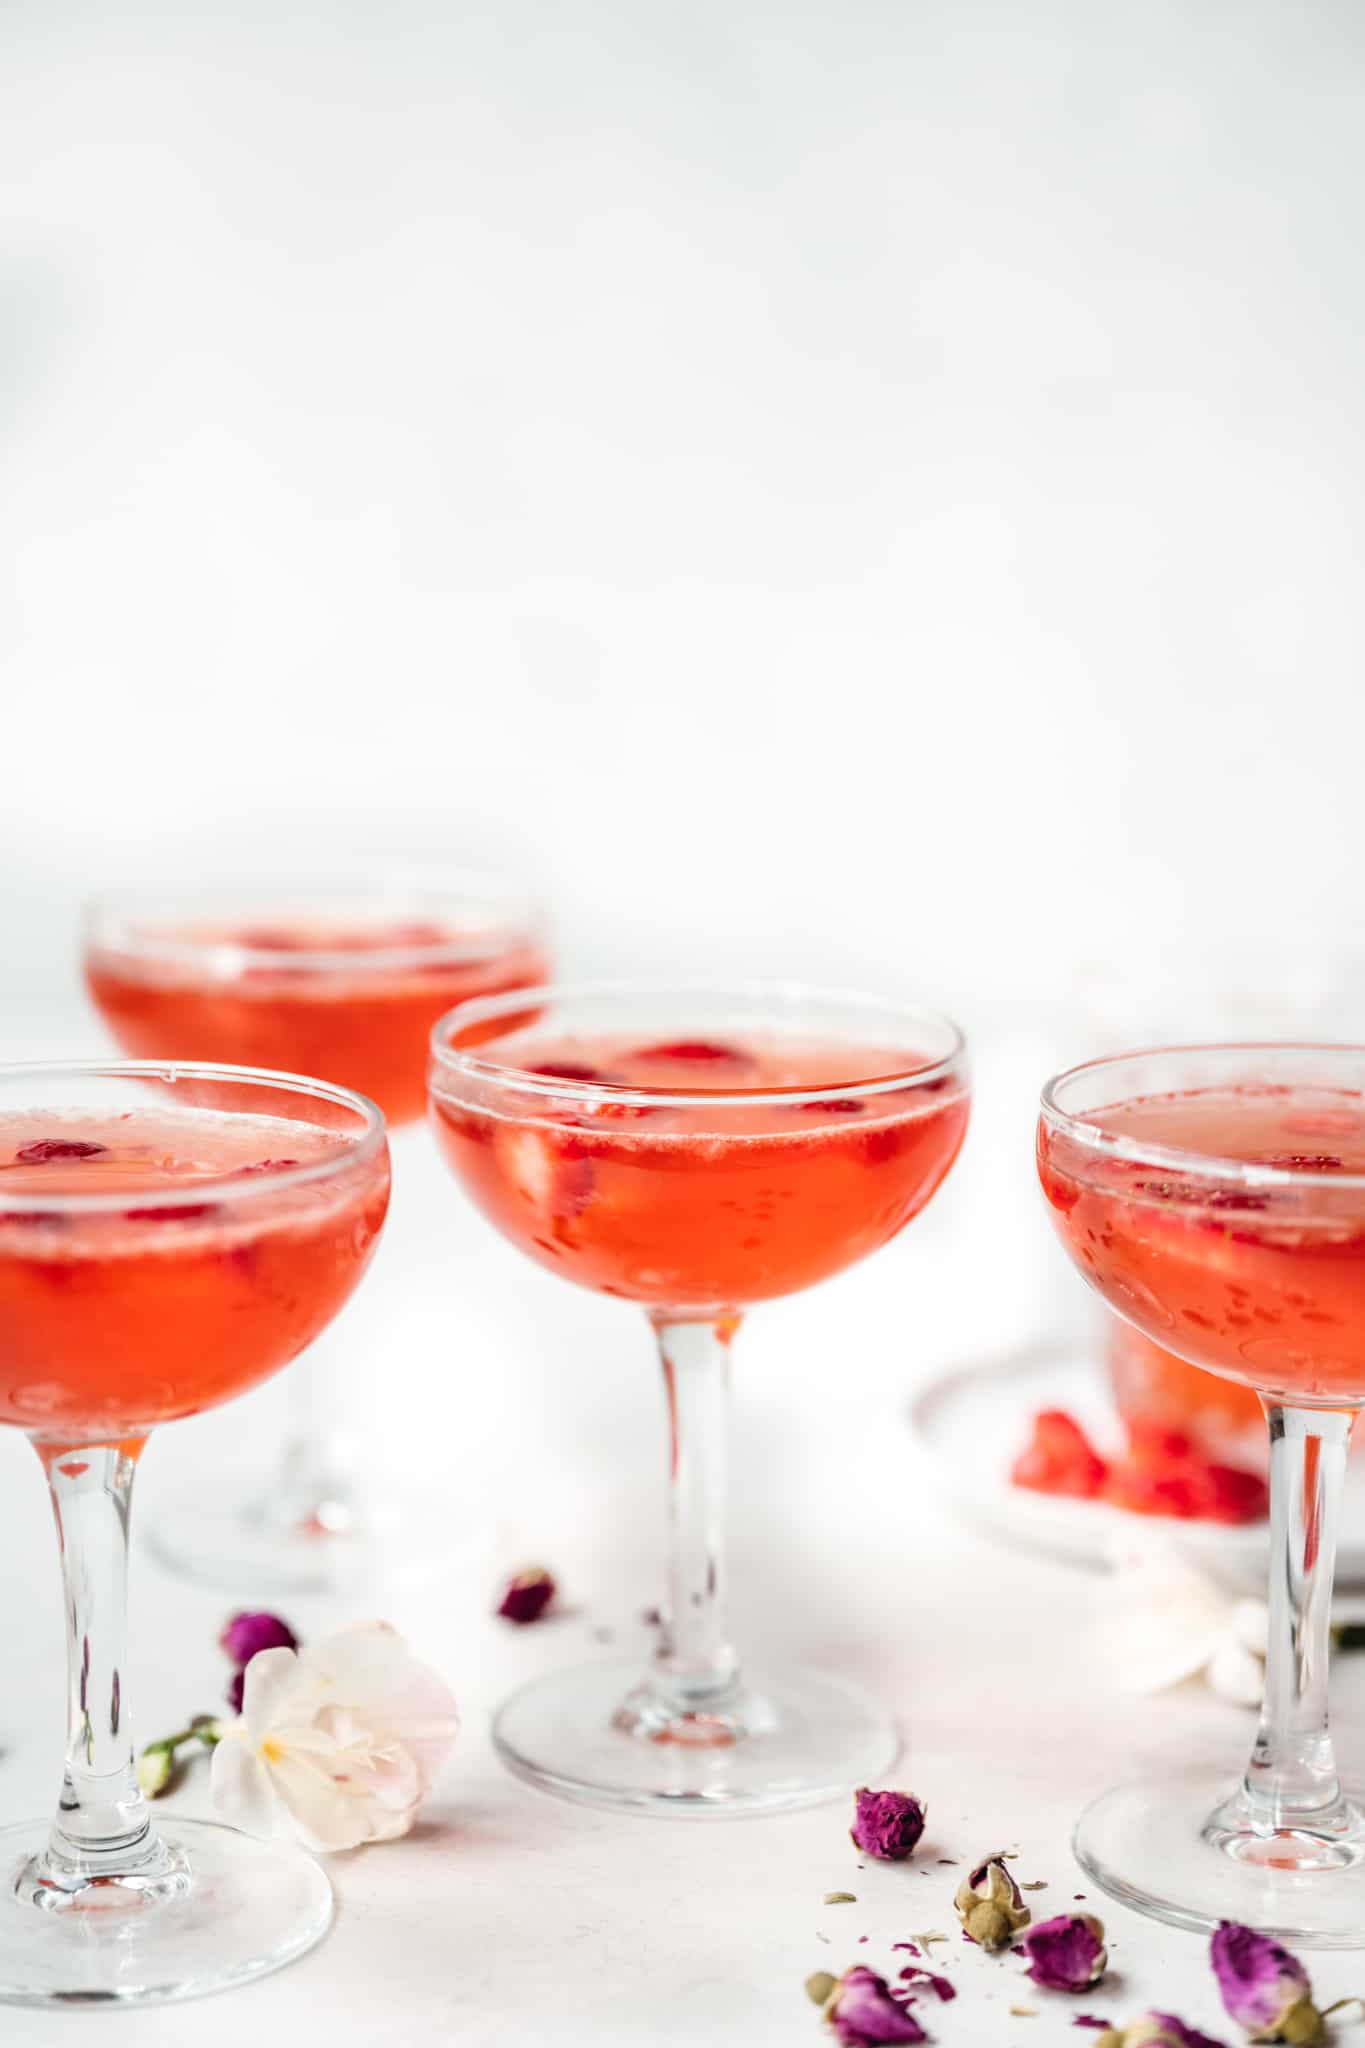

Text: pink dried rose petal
xmin=897 ymin=1966 xmax=955 ymax=2003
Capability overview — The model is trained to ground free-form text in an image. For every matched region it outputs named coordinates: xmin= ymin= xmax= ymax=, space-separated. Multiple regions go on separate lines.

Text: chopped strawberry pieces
xmin=800 ymin=1097 xmax=866 ymax=1114
xmin=1011 ymin=1407 xmax=1268 ymax=1523
xmin=124 ymin=1202 xmax=221 ymax=1222
xmin=235 ymin=928 xmax=313 ymax=951
xmin=630 ymin=1041 xmax=747 ymax=1064
xmin=233 ymin=1158 xmax=301 ymax=1175
xmin=15 ymin=1140 xmax=109 ymax=1164
xmin=1011 ymin=1409 xmax=1109 ymax=1498
xmin=529 ymin=1062 xmax=604 ymax=1083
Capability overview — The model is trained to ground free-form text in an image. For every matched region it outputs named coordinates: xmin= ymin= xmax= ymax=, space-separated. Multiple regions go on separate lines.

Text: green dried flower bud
xmin=1121 ymin=2018 xmax=1227 ymax=2047
xmin=1277 ymin=2003 xmax=1326 ymax=2047
xmin=805 ymin=1971 xmax=838 ymax=2008
xmin=954 ymin=1854 xmax=1031 ymax=1951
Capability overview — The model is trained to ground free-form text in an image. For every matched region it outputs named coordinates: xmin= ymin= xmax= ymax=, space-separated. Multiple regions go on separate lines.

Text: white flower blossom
xmin=211 ymin=1622 xmax=459 ymax=1851
xmin=1102 ymin=1537 xmax=1269 ymax=1706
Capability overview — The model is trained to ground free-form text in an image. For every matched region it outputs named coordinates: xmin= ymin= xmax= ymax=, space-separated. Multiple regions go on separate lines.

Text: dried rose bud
xmin=497 ymin=1566 xmax=556 ymax=1624
xmin=1118 ymin=2017 xmax=1231 ymax=2048
xmin=850 ymin=1787 xmax=926 ymax=1862
xmin=805 ymin=1965 xmax=927 ymax=2045
xmin=1020 ymin=1913 xmax=1108 ymax=1992
xmin=954 ymin=1855 xmax=1032 ymax=1951
xmin=220 ymin=1611 xmax=298 ymax=1667
xmin=1210 ymin=1923 xmax=1323 ymax=2044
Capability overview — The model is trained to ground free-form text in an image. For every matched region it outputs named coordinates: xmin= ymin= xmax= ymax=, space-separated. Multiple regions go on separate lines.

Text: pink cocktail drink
xmin=82 ymin=879 xmax=547 ymax=1588
xmin=429 ymin=984 xmax=969 ymax=1816
xmin=1040 ymin=1084 xmax=1365 ymax=1403
xmin=0 ymin=1061 xmax=389 ymax=2007
xmin=1038 ymin=1045 xmax=1365 ymax=1946
xmin=0 ymin=1107 xmax=389 ymax=1442
xmin=87 ymin=904 xmax=546 ymax=1127
xmin=432 ymin=1030 xmax=969 ymax=1310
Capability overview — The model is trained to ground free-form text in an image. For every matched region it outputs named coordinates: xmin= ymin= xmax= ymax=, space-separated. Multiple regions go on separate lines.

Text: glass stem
xmin=267 ymin=1343 xmax=362 ymax=1533
xmin=39 ymin=1439 xmax=160 ymax=1877
xmin=650 ymin=1315 xmax=740 ymax=1714
xmin=1244 ymin=1403 xmax=1356 ymax=1829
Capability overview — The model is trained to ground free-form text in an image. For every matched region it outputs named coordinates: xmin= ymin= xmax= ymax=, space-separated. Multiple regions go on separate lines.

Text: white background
xmin=4 ymin=0 xmax=1365 ymax=1030
xmin=3 ymin=3 xmax=1365 ymax=2040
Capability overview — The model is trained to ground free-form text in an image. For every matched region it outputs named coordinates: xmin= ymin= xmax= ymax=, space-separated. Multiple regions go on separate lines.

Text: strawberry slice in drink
xmin=493 ymin=1125 xmax=595 ymax=1227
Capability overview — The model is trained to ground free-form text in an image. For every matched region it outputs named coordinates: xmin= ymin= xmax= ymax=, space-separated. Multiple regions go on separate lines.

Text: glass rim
xmin=83 ymin=868 xmax=547 ymax=976
xmin=1039 ymin=1040 xmax=1365 ymax=1192
xmin=428 ymin=979 xmax=968 ymax=1108
xmin=0 ymin=1059 xmax=387 ymax=1215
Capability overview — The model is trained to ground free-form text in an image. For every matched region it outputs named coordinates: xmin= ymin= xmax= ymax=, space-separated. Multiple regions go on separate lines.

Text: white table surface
xmin=2 ymin=1030 xmax=1363 ymax=2045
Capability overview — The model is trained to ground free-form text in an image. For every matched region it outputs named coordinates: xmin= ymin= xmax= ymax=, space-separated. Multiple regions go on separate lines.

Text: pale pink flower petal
xmin=212 ymin=1623 xmax=458 ymax=1851
xmin=210 ymin=1731 xmax=281 ymax=1840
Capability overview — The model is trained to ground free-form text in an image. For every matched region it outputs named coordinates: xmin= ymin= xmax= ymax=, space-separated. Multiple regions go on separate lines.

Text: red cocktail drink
xmin=1038 ymin=1045 xmax=1365 ymax=1947
xmin=0 ymin=1107 xmax=389 ymax=1441
xmin=429 ymin=984 xmax=969 ymax=1815
xmin=0 ymin=1061 xmax=389 ymax=2008
xmin=82 ymin=879 xmax=547 ymax=1589
xmin=88 ymin=909 xmax=546 ymax=1127
xmin=1039 ymin=1083 xmax=1365 ymax=1404
xmin=432 ymin=1031 xmax=968 ymax=1310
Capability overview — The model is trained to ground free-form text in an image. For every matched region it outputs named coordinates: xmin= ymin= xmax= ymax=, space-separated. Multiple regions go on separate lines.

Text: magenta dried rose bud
xmin=850 ymin=1787 xmax=927 ymax=1862
xmin=219 ymin=1611 xmax=298 ymax=1668
xmin=805 ymin=1965 xmax=927 ymax=2045
xmin=497 ymin=1566 xmax=556 ymax=1624
xmin=954 ymin=1854 xmax=1032 ymax=1951
xmin=1021 ymin=1913 xmax=1108 ymax=1993
xmin=1210 ymin=1923 xmax=1323 ymax=2044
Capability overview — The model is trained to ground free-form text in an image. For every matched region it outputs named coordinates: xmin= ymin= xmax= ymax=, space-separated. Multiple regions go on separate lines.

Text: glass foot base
xmin=141 ymin=1483 xmax=492 ymax=1596
xmin=0 ymin=1818 xmax=331 ymax=2007
xmin=492 ymin=1660 xmax=898 ymax=1816
xmin=1075 ymin=1770 xmax=1365 ymax=1947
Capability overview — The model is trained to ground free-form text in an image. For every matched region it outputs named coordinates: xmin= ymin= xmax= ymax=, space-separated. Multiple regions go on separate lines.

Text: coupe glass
xmin=1039 ymin=1043 xmax=1365 ymax=1944
xmin=84 ymin=871 xmax=546 ymax=1591
xmin=0 ymin=1060 xmax=390 ymax=2005
xmin=428 ymin=982 xmax=969 ymax=1814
